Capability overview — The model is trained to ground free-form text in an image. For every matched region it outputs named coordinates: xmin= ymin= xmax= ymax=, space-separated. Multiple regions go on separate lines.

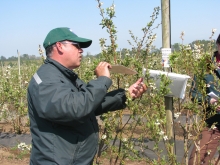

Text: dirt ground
xmin=0 ymin=121 xmax=186 ymax=165
xmin=0 ymin=123 xmax=219 ymax=165
xmin=0 ymin=146 xmax=148 ymax=165
xmin=0 ymin=109 xmax=205 ymax=165
xmin=0 ymin=147 xmax=30 ymax=165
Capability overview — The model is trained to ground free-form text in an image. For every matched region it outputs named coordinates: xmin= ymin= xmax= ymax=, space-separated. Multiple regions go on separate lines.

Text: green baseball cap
xmin=43 ymin=27 xmax=92 ymax=49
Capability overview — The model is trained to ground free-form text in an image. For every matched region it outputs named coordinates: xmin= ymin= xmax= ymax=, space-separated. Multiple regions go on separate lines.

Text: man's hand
xmin=128 ymin=78 xmax=147 ymax=99
xmin=210 ymin=98 xmax=220 ymax=113
xmin=95 ymin=62 xmax=112 ymax=78
xmin=210 ymin=98 xmax=217 ymax=104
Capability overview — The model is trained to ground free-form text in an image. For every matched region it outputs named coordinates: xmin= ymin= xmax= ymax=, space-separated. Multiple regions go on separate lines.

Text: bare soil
xmin=0 ymin=121 xmax=186 ymax=165
xmin=0 ymin=108 xmax=189 ymax=165
xmin=0 ymin=147 xmax=30 ymax=165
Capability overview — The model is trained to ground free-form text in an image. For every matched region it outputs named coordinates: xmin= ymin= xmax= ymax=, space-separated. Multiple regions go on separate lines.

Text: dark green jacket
xmin=191 ymin=51 xmax=220 ymax=127
xmin=28 ymin=58 xmax=126 ymax=165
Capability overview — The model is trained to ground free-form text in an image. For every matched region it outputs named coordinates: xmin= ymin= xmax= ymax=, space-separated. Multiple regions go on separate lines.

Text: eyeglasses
xmin=61 ymin=41 xmax=81 ymax=49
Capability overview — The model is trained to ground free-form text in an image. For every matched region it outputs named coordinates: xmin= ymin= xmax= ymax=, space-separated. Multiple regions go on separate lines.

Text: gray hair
xmin=45 ymin=44 xmax=55 ymax=57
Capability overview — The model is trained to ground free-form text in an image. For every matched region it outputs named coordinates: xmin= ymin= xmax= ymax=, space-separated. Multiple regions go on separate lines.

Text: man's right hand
xmin=95 ymin=62 xmax=112 ymax=78
xmin=210 ymin=98 xmax=217 ymax=104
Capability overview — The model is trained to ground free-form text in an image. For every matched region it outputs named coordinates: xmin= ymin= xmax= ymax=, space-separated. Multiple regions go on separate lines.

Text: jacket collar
xmin=44 ymin=57 xmax=78 ymax=81
xmin=212 ymin=51 xmax=219 ymax=63
xmin=213 ymin=51 xmax=218 ymax=57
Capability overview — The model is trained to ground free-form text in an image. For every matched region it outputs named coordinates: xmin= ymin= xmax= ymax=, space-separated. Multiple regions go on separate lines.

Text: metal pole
xmin=161 ymin=0 xmax=176 ymax=157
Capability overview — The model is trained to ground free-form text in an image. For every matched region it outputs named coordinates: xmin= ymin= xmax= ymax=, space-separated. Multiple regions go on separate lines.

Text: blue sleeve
xmin=190 ymin=75 xmax=210 ymax=105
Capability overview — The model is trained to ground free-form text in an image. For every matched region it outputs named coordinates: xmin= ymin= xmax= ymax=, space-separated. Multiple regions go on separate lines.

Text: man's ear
xmin=55 ymin=42 xmax=64 ymax=54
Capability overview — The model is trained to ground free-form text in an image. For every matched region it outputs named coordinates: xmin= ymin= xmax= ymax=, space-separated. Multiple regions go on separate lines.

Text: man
xmin=28 ymin=27 xmax=147 ymax=165
xmin=189 ymin=34 xmax=220 ymax=165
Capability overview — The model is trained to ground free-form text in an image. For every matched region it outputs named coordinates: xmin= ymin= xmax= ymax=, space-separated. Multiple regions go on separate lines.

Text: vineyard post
xmin=17 ymin=50 xmax=21 ymax=77
xmin=161 ymin=0 xmax=176 ymax=157
xmin=0 ymin=60 xmax=3 ymax=75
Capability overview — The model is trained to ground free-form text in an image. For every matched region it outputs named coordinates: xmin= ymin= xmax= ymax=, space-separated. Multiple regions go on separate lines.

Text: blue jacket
xmin=191 ymin=51 xmax=220 ymax=127
xmin=28 ymin=58 xmax=126 ymax=164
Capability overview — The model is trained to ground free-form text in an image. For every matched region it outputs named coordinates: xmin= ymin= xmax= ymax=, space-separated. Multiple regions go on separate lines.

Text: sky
xmin=0 ymin=0 xmax=219 ymax=58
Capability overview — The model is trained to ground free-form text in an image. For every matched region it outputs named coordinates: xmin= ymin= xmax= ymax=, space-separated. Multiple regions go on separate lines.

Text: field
xmin=0 ymin=41 xmax=219 ymax=165
xmin=0 ymin=114 xmax=188 ymax=165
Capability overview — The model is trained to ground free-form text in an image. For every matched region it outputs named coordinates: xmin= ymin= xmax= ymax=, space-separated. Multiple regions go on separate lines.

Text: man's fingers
xmin=135 ymin=82 xmax=147 ymax=92
xmin=95 ymin=62 xmax=112 ymax=78
xmin=135 ymin=78 xmax=143 ymax=85
xmin=139 ymin=82 xmax=147 ymax=91
xmin=98 ymin=62 xmax=112 ymax=70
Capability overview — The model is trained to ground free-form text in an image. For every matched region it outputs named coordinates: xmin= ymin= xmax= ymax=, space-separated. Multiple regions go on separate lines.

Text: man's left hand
xmin=128 ymin=78 xmax=147 ymax=99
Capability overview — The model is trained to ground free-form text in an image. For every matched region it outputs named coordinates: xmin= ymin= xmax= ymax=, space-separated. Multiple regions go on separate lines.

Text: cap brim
xmin=69 ymin=37 xmax=92 ymax=48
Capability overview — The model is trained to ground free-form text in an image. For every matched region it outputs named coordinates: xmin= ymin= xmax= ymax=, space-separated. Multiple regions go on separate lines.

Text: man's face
xmin=61 ymin=41 xmax=83 ymax=70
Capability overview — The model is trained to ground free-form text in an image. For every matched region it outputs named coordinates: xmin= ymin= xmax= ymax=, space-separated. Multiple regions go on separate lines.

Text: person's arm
xmin=29 ymin=75 xmax=112 ymax=126
xmin=190 ymin=75 xmax=211 ymax=105
xmin=94 ymin=78 xmax=147 ymax=116
xmin=94 ymin=88 xmax=127 ymax=116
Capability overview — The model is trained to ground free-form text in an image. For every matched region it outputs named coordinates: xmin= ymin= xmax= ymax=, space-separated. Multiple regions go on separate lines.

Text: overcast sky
xmin=0 ymin=0 xmax=219 ymax=58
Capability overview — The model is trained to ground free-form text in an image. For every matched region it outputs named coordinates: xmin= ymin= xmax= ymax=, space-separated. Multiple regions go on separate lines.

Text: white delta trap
xmin=109 ymin=64 xmax=190 ymax=99
xmin=147 ymin=69 xmax=190 ymax=99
